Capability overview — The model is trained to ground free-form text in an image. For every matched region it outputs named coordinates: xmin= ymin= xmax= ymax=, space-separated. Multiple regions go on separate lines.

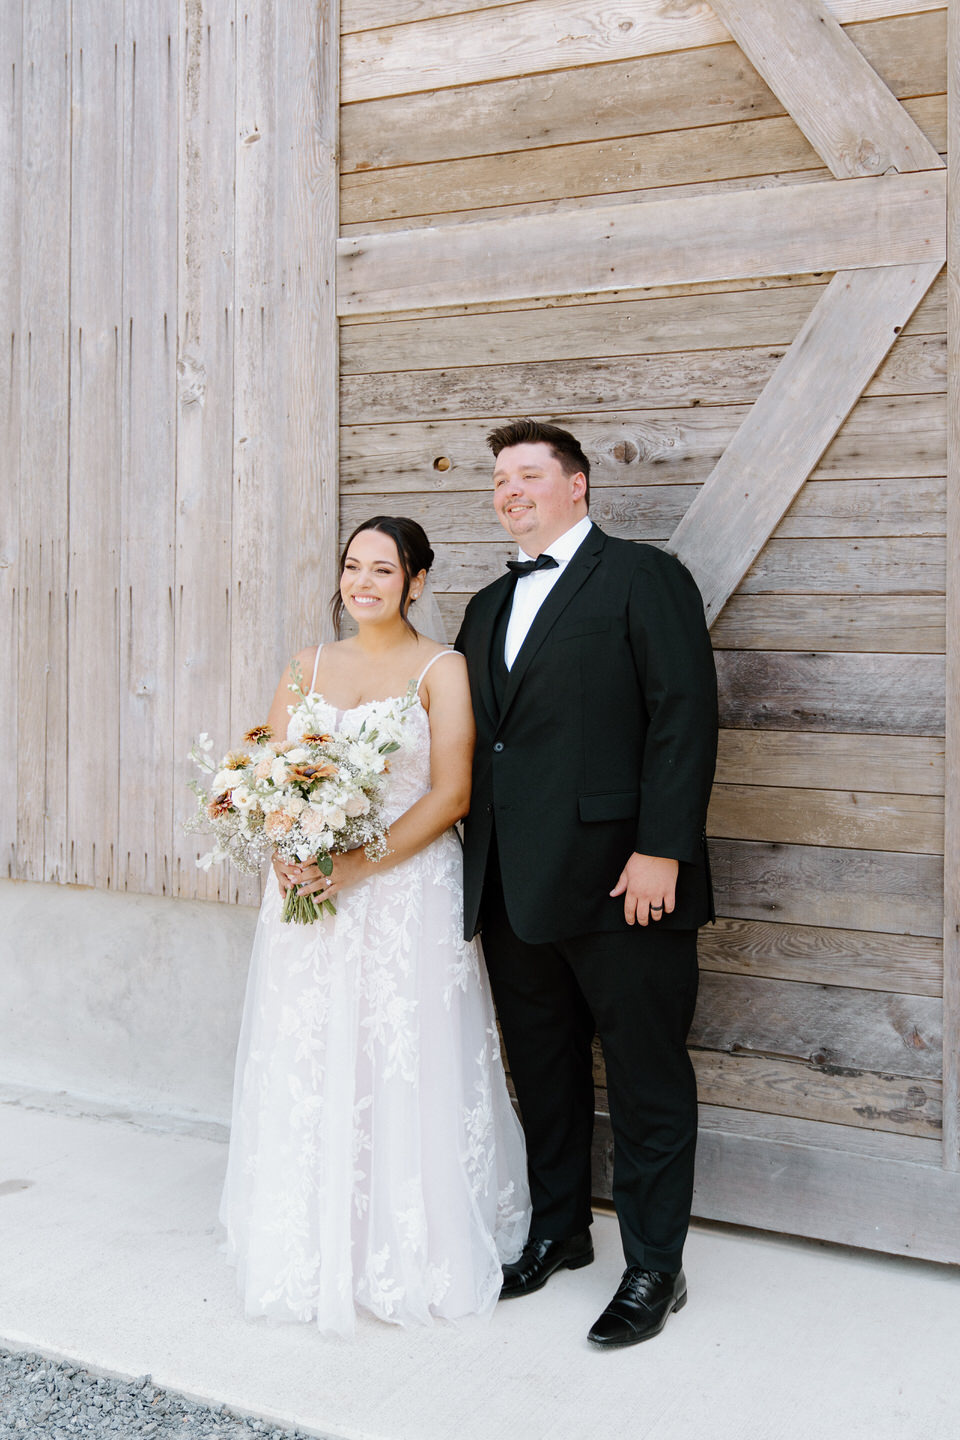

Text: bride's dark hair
xmin=331 ymin=516 xmax=435 ymax=635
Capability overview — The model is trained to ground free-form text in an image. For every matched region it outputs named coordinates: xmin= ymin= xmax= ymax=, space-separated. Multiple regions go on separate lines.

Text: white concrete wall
xmin=0 ymin=879 xmax=256 ymax=1123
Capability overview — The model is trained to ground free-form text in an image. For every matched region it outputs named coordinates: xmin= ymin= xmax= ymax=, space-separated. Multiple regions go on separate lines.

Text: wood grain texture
xmin=337 ymin=171 xmax=946 ymax=315
xmin=696 ymin=1101 xmax=942 ymax=1163
xmin=118 ymin=1 xmax=179 ymax=898
xmin=17 ymin=0 xmax=71 ymax=883
xmin=716 ymin=650 xmax=945 ymax=736
xmin=692 ymin=971 xmax=942 ymax=1079
xmin=699 ymin=916 xmax=943 ymax=996
xmin=0 ymin=2 xmax=21 ymax=879
xmin=714 ymin=729 xmax=944 ymax=795
xmin=710 ymin=836 xmax=944 ymax=936
xmin=691 ymin=1124 xmax=960 ymax=1262
xmin=711 ymin=595 xmax=945 ymax=653
xmin=668 ymin=263 xmax=945 ymax=624
xmin=172 ymin=0 xmax=236 ymax=902
xmin=708 ymin=782 xmax=944 ymax=854
xmin=340 ymin=395 xmax=946 ymax=499
xmin=68 ymin=3 xmax=124 ymax=890
xmin=340 ymin=11 xmax=945 ymax=173
xmin=710 ymin=0 xmax=942 ymax=178
xmin=942 ymin=0 xmax=960 ymax=1169
xmin=340 ymin=0 xmax=943 ymax=103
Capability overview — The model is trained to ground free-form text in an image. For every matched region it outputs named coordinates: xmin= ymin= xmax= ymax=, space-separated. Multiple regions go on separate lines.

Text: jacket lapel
xmin=471 ymin=572 xmax=516 ymax=730
xmin=498 ymin=525 xmax=606 ymax=728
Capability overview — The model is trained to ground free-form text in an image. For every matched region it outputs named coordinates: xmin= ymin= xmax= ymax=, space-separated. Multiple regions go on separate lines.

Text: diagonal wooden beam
xmin=666 ymin=258 xmax=944 ymax=624
xmin=710 ymin=0 xmax=943 ymax=178
xmin=337 ymin=170 xmax=944 ymax=315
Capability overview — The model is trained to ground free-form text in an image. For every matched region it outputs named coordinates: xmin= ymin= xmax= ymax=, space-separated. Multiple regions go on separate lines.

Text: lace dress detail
xmin=220 ymin=656 xmax=530 ymax=1336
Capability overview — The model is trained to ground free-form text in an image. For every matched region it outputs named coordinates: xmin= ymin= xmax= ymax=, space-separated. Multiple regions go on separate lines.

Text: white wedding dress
xmin=220 ymin=648 xmax=530 ymax=1336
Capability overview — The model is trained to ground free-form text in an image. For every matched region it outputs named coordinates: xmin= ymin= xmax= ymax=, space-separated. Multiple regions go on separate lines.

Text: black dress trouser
xmin=480 ymin=844 xmax=700 ymax=1275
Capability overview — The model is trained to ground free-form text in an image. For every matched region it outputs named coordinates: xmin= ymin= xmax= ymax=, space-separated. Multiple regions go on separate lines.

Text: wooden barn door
xmin=337 ymin=0 xmax=958 ymax=1260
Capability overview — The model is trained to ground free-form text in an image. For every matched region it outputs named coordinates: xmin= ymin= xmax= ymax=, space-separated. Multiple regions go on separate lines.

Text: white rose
xmin=285 ymin=796 xmax=307 ymax=817
xmin=343 ymin=794 xmax=369 ymax=817
xmin=323 ymin=805 xmax=346 ymax=831
xmin=286 ymin=747 xmax=309 ymax=763
xmin=270 ymin=757 xmax=289 ymax=785
xmin=212 ymin=768 xmax=238 ymax=792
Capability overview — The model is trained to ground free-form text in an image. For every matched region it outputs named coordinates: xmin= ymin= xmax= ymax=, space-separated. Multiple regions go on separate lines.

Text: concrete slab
xmin=2 ymin=1095 xmax=959 ymax=1440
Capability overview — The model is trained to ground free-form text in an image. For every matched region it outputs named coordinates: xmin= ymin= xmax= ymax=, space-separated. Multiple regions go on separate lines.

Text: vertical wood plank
xmin=710 ymin=0 xmax=943 ymax=178
xmin=68 ymin=0 xmax=124 ymax=889
xmin=668 ymin=261 xmax=944 ymax=624
xmin=942 ymin=0 xmax=960 ymax=1171
xmin=18 ymin=0 xmax=71 ymax=883
xmin=173 ymin=0 xmax=236 ymax=902
xmin=277 ymin=0 xmax=339 ymax=654
xmin=118 ymin=0 xmax=179 ymax=896
xmin=0 ymin=0 xmax=22 ymax=879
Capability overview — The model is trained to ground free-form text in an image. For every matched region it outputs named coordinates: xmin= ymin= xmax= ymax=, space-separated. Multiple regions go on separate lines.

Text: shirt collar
xmin=517 ymin=516 xmax=593 ymax=567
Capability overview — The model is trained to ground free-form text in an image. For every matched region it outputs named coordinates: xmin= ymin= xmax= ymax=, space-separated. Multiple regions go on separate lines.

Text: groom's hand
xmin=610 ymin=853 xmax=679 ymax=927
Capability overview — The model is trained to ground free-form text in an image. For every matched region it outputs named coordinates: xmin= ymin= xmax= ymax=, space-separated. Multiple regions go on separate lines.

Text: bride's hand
xmin=271 ymin=852 xmax=301 ymax=897
xmin=291 ymin=848 xmax=370 ymax=904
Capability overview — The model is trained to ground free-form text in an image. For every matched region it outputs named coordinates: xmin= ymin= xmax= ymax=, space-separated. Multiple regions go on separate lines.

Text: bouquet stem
xmin=281 ymin=886 xmax=336 ymax=923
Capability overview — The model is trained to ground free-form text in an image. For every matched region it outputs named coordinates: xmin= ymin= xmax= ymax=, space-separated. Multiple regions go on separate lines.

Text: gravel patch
xmin=0 ymin=1349 xmax=332 ymax=1440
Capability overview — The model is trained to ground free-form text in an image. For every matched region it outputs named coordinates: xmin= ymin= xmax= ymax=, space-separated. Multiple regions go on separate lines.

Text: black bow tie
xmin=506 ymin=553 xmax=559 ymax=577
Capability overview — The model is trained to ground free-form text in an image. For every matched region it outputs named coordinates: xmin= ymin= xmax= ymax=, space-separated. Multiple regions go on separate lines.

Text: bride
xmin=220 ymin=515 xmax=530 ymax=1336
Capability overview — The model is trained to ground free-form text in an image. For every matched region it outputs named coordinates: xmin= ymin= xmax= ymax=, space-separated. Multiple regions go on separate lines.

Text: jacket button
xmin=493 ymin=741 xmax=504 ymax=752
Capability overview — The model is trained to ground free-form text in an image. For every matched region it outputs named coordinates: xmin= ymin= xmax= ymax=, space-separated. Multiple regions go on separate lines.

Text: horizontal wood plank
xmin=699 ymin=916 xmax=943 ymax=996
xmin=341 ymin=11 xmax=946 ymax=172
xmin=715 ymin=729 xmax=944 ymax=794
xmin=337 ymin=172 xmax=947 ymax=314
xmin=708 ymin=782 xmax=944 ymax=854
xmin=697 ymin=1102 xmax=942 ymax=1163
xmin=710 ymin=836 xmax=944 ymax=935
xmin=691 ymin=971 xmax=942 ymax=1079
xmin=340 ymin=394 xmax=946 ymax=493
xmin=691 ymin=1123 xmax=960 ymax=1261
xmin=711 ymin=595 xmax=944 ymax=653
xmin=341 ymin=0 xmax=944 ymax=102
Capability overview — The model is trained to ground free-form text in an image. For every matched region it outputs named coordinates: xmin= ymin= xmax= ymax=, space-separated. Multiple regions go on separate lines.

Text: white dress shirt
xmin=504 ymin=516 xmax=594 ymax=669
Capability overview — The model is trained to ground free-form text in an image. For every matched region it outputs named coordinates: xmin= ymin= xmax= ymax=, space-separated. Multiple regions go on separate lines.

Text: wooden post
xmin=943 ymin=0 xmax=960 ymax=1171
xmin=0 ymin=0 xmax=21 ymax=880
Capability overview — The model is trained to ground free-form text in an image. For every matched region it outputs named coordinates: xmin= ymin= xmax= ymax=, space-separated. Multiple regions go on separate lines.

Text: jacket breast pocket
xmin=578 ymin=791 xmax=639 ymax=823
xmin=553 ymin=617 xmax=611 ymax=642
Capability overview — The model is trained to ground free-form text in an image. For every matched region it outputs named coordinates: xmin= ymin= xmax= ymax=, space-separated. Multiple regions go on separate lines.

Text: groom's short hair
xmin=486 ymin=419 xmax=591 ymax=505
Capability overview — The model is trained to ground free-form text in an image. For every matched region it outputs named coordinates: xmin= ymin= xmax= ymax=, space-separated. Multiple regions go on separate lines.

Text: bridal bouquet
xmin=185 ymin=683 xmax=415 ymax=923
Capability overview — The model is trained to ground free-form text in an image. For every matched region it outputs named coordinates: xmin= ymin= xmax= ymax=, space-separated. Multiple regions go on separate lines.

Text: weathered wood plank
xmin=715 ymin=730 xmax=944 ymax=795
xmin=341 ymin=94 xmax=945 ymax=228
xmin=18 ymin=0 xmax=71 ymax=883
xmin=341 ymin=394 xmax=946 ymax=493
xmin=0 ymin=0 xmax=21 ymax=879
xmin=339 ymin=331 xmax=944 ymax=426
xmin=344 ymin=1 xmax=943 ymax=32
xmin=711 ymin=595 xmax=944 ymax=653
xmin=716 ymin=651 xmax=945 ymax=737
xmin=692 ymin=971 xmax=942 ymax=1079
xmin=340 ymin=12 xmax=946 ymax=172
xmin=710 ymin=0 xmax=942 ymax=178
xmin=710 ymin=836 xmax=944 ymax=936
xmin=337 ymin=172 xmax=946 ymax=315
xmin=691 ymin=1124 xmax=960 ymax=1262
xmin=739 ymin=536 xmax=945 ymax=594
xmin=699 ymin=916 xmax=943 ymax=996
xmin=172 ymin=0 xmax=236 ymax=903
xmin=68 ymin=3 xmax=124 ymax=890
xmin=697 ymin=1102 xmax=942 ymax=1164
xmin=942 ymin=0 xmax=960 ymax=1169
xmin=341 ymin=0 xmax=944 ymax=103
xmin=692 ymin=1049 xmax=941 ymax=1135
xmin=118 ymin=1 xmax=179 ymax=898
xmin=669 ymin=263 xmax=944 ymax=625
xmin=277 ymin=0 xmax=340 ymax=663
xmin=709 ymin=782 xmax=944 ymax=854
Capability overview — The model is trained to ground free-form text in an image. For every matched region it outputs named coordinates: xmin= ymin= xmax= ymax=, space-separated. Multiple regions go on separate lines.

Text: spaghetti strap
xmin=415 ymin=648 xmax=458 ymax=691
xmin=310 ymin=644 xmax=323 ymax=694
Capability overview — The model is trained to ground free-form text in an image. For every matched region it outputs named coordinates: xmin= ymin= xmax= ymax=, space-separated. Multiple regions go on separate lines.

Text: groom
xmin=455 ymin=419 xmax=717 ymax=1348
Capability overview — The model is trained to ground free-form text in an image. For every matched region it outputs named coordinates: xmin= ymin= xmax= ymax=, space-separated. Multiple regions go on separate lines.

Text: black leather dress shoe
xmin=499 ymin=1231 xmax=594 ymax=1298
xmin=587 ymin=1267 xmax=687 ymax=1347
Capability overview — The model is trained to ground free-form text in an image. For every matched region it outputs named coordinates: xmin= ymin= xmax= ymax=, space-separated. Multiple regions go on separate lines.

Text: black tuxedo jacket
xmin=455 ymin=526 xmax=718 ymax=944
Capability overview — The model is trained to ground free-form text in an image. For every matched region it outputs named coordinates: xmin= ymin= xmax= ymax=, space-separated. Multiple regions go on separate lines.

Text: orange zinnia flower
xmin=207 ymin=792 xmax=233 ymax=818
xmin=243 ymin=724 xmax=273 ymax=745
